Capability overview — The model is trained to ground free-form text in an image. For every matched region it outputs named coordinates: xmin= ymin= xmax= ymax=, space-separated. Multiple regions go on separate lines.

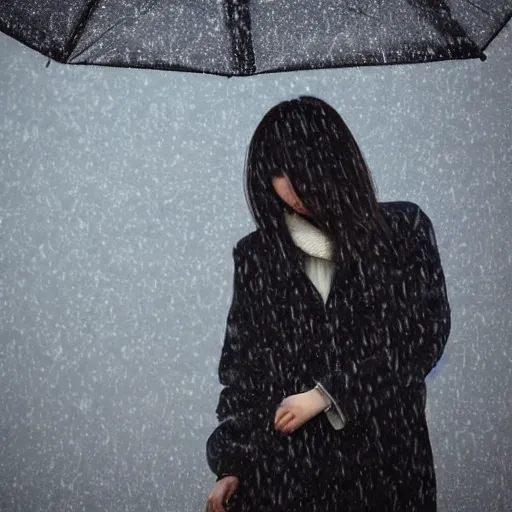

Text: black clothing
xmin=206 ymin=201 xmax=451 ymax=511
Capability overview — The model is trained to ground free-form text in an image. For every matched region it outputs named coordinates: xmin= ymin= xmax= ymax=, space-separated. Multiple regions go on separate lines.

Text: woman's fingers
xmin=284 ymin=414 xmax=300 ymax=432
xmin=206 ymin=477 xmax=239 ymax=512
xmin=225 ymin=482 xmax=236 ymax=505
xmin=206 ymin=494 xmax=225 ymax=512
xmin=275 ymin=410 xmax=295 ymax=431
xmin=274 ymin=407 xmax=290 ymax=426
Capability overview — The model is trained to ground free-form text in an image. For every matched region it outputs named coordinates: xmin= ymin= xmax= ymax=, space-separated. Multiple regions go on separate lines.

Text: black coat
xmin=206 ymin=201 xmax=451 ymax=512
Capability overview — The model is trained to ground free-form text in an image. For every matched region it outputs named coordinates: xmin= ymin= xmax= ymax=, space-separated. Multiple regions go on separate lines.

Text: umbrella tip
xmin=46 ymin=59 xmax=51 ymax=68
xmin=479 ymin=52 xmax=487 ymax=62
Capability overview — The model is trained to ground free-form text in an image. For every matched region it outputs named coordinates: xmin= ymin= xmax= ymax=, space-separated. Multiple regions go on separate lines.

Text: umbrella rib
xmin=70 ymin=19 xmax=129 ymax=62
xmin=69 ymin=0 xmax=160 ymax=63
xmin=224 ymin=0 xmax=255 ymax=76
xmin=408 ymin=0 xmax=482 ymax=56
xmin=64 ymin=0 xmax=101 ymax=62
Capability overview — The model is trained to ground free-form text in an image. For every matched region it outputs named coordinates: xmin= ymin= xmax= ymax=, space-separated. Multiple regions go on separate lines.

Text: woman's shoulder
xmin=379 ymin=202 xmax=440 ymax=265
xmin=379 ymin=200 xmax=419 ymax=219
xmin=231 ymin=229 xmax=283 ymax=281
xmin=234 ymin=229 xmax=261 ymax=250
xmin=378 ymin=201 xmax=432 ymax=235
xmin=233 ymin=228 xmax=274 ymax=256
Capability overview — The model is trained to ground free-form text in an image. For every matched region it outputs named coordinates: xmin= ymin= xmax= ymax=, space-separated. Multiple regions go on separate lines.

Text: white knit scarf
xmin=283 ymin=210 xmax=333 ymax=261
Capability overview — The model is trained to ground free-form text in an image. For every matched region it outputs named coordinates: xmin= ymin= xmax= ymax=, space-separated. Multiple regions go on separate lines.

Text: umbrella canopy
xmin=1 ymin=0 xmax=510 ymax=76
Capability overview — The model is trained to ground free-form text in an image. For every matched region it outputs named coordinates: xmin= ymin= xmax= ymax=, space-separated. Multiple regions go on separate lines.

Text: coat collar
xmin=283 ymin=210 xmax=334 ymax=261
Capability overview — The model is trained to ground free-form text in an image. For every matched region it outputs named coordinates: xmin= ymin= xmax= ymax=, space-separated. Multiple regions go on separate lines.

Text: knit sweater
xmin=284 ymin=210 xmax=346 ymax=430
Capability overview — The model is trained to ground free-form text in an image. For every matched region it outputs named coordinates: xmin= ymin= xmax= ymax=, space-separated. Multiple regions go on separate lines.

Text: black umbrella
xmin=1 ymin=0 xmax=510 ymax=76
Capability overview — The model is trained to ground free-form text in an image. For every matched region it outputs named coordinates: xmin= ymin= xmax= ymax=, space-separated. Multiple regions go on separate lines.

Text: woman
xmin=205 ymin=96 xmax=451 ymax=511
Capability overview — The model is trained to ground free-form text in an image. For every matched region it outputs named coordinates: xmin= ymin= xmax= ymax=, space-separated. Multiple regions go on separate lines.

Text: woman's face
xmin=271 ymin=174 xmax=313 ymax=217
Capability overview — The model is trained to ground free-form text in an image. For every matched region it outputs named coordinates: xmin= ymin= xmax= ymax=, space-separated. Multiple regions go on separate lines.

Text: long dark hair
xmin=242 ymin=95 xmax=398 ymax=273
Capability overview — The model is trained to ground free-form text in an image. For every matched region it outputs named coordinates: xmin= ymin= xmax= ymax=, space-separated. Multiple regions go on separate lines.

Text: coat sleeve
xmin=313 ymin=382 xmax=347 ymax=430
xmin=206 ymin=243 xmax=278 ymax=482
xmin=312 ymin=206 xmax=451 ymax=428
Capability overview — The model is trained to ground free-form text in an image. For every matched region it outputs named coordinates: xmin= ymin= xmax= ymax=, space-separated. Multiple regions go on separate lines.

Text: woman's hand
xmin=274 ymin=389 xmax=329 ymax=433
xmin=206 ymin=475 xmax=239 ymax=512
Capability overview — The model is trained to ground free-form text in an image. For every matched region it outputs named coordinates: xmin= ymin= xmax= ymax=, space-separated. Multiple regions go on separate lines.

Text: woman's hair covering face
xmin=243 ymin=95 xmax=399 ymax=268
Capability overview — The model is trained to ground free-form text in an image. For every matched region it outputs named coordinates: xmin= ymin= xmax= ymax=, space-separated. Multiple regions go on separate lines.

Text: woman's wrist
xmin=310 ymin=386 xmax=332 ymax=413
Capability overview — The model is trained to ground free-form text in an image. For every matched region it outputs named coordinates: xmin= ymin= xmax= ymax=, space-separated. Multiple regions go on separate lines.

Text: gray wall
xmin=0 ymin=24 xmax=511 ymax=512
